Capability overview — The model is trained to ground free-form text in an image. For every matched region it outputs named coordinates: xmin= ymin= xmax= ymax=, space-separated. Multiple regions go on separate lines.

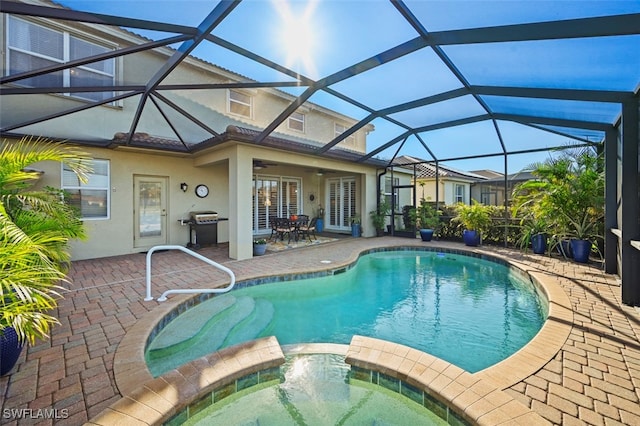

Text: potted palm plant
xmin=369 ymin=196 xmax=390 ymax=237
xmin=511 ymin=195 xmax=548 ymax=254
xmin=515 ymin=216 xmax=548 ymax=254
xmin=511 ymin=147 xmax=604 ymax=263
xmin=410 ymin=199 xmax=441 ymax=242
xmin=0 ymin=136 xmax=89 ymax=375
xmin=453 ymin=200 xmax=491 ymax=246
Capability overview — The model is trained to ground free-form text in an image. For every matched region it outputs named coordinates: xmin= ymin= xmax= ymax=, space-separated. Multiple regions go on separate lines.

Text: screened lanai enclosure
xmin=1 ymin=0 xmax=639 ymax=304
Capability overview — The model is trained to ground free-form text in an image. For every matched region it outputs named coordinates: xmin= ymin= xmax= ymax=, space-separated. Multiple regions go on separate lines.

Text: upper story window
xmin=335 ymin=123 xmax=355 ymax=145
xmin=7 ymin=16 xmax=116 ymax=103
xmin=62 ymin=159 xmax=110 ymax=220
xmin=228 ymin=89 xmax=252 ymax=118
xmin=454 ymin=183 xmax=465 ymax=204
xmin=288 ymin=112 xmax=305 ymax=132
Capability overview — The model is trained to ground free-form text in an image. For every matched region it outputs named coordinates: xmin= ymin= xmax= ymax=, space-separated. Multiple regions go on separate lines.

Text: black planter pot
xmin=531 ymin=233 xmax=547 ymax=254
xmin=1 ymin=326 xmax=24 ymax=376
xmin=420 ymin=229 xmax=434 ymax=242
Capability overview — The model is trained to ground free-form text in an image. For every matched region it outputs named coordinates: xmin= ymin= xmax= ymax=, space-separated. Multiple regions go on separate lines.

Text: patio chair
xmin=298 ymin=217 xmax=318 ymax=242
xmin=275 ymin=217 xmax=296 ymax=243
xmin=268 ymin=217 xmax=279 ymax=241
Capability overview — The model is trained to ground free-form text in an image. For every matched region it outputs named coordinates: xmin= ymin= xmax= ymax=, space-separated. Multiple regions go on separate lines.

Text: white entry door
xmin=134 ymin=175 xmax=168 ymax=248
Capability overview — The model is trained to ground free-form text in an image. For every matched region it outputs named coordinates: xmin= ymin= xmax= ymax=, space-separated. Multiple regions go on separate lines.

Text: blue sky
xmin=56 ymin=0 xmax=640 ymax=173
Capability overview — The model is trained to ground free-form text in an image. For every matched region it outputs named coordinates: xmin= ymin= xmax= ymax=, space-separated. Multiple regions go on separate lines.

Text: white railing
xmin=145 ymin=245 xmax=236 ymax=302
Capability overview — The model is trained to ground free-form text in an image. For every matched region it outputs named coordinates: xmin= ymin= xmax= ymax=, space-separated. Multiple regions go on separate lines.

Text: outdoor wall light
xmin=180 ymin=182 xmax=189 ymax=192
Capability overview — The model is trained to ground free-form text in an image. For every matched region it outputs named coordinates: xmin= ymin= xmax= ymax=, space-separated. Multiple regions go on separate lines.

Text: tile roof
xmin=110 ymin=126 xmax=388 ymax=167
xmin=393 ymin=155 xmax=489 ymax=181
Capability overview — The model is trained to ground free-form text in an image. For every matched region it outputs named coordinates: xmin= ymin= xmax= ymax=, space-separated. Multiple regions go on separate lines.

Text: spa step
xmin=222 ymin=298 xmax=275 ymax=348
xmin=146 ymin=296 xmax=258 ymax=377
xmin=148 ymin=294 xmax=237 ymax=351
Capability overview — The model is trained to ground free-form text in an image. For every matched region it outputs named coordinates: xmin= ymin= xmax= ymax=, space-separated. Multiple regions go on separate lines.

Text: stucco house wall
xmin=1 ymin=1 xmax=386 ymax=261
xmin=0 ymin=3 xmax=372 ymax=150
xmin=26 ymin=145 xmax=229 ymax=260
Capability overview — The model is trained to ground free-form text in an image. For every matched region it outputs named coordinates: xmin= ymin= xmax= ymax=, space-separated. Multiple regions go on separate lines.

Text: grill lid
xmin=190 ymin=211 xmax=218 ymax=223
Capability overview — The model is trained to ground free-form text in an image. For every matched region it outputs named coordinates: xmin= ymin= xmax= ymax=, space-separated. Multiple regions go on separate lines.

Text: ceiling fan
xmin=314 ymin=168 xmax=336 ymax=176
xmin=253 ymin=160 xmax=278 ymax=170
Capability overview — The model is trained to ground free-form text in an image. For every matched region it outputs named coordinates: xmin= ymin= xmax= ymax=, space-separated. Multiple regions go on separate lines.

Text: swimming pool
xmin=146 ymin=249 xmax=546 ymax=377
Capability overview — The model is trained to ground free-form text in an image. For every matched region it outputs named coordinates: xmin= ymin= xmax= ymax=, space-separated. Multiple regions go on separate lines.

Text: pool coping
xmin=94 ymin=244 xmax=571 ymax=425
xmin=87 ymin=336 xmax=285 ymax=425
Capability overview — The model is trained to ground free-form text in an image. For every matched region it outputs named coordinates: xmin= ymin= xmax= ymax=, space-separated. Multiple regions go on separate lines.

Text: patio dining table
xmin=274 ymin=216 xmax=308 ymax=243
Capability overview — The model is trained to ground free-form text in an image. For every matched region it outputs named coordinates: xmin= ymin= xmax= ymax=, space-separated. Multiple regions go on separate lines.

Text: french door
xmin=253 ymin=176 xmax=301 ymax=234
xmin=327 ymin=177 xmax=356 ymax=231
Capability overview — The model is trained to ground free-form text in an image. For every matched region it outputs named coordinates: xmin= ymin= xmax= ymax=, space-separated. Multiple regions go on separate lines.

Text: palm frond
xmin=1 ymin=136 xmax=88 ymax=345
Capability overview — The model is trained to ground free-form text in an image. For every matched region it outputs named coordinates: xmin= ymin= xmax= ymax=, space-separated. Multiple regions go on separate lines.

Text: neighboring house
xmin=392 ymin=155 xmax=489 ymax=206
xmin=471 ymin=170 xmax=537 ymax=207
xmin=0 ymin=0 xmax=386 ymax=261
xmin=469 ymin=169 xmax=505 ymax=206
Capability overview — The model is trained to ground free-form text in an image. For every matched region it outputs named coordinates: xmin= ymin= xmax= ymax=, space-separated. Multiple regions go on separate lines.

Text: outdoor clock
xmin=195 ymin=184 xmax=209 ymax=198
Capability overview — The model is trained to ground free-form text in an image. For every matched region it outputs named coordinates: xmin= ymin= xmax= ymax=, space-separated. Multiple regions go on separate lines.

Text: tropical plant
xmin=514 ymin=216 xmax=548 ymax=251
xmin=452 ymin=200 xmax=492 ymax=233
xmin=410 ymin=198 xmax=441 ymax=230
xmin=401 ymin=205 xmax=414 ymax=229
xmin=511 ymin=146 xmax=604 ymax=246
xmin=369 ymin=195 xmax=390 ymax=232
xmin=0 ymin=136 xmax=90 ymax=345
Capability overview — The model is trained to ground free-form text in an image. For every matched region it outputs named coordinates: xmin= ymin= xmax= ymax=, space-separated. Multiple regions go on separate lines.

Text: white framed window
xmin=334 ymin=123 xmax=355 ymax=145
xmin=62 ymin=159 xmax=110 ymax=220
xmin=228 ymin=89 xmax=252 ymax=118
xmin=454 ymin=184 xmax=465 ymax=203
xmin=288 ymin=112 xmax=305 ymax=132
xmin=384 ymin=176 xmax=400 ymax=209
xmin=7 ymin=16 xmax=116 ymax=103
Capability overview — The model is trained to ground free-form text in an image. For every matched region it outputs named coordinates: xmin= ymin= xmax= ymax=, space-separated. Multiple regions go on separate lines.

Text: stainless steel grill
xmin=188 ymin=211 xmax=218 ymax=248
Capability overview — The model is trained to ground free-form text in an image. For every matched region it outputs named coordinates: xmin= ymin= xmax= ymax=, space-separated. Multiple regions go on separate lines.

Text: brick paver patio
xmin=1 ymin=237 xmax=639 ymax=425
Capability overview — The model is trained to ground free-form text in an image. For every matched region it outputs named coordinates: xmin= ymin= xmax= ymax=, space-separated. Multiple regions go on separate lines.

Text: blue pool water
xmin=146 ymin=250 xmax=545 ymax=377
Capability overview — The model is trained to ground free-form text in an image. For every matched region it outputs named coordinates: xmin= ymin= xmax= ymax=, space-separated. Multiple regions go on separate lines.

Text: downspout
xmin=377 ymin=167 xmax=388 ymax=210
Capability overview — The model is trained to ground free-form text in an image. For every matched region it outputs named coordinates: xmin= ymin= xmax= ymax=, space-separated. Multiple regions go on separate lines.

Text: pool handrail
xmin=145 ymin=245 xmax=236 ymax=302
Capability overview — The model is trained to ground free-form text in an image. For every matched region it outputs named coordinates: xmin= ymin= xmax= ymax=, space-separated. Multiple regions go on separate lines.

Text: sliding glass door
xmin=253 ymin=176 xmax=301 ymax=234
xmin=327 ymin=177 xmax=356 ymax=231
